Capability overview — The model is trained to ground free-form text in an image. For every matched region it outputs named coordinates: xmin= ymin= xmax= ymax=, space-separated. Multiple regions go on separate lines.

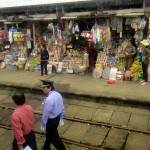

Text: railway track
xmin=0 ymin=104 xmax=150 ymax=150
xmin=0 ymin=105 xmax=103 ymax=150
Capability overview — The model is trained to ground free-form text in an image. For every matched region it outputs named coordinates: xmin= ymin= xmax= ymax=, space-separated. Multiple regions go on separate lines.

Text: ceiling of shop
xmin=0 ymin=0 xmax=146 ymax=21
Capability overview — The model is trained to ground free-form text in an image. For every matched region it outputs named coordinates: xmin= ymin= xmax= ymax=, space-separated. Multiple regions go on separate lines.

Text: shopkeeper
xmin=124 ymin=40 xmax=136 ymax=70
xmin=86 ymin=39 xmax=97 ymax=71
xmin=71 ymin=31 xmax=82 ymax=50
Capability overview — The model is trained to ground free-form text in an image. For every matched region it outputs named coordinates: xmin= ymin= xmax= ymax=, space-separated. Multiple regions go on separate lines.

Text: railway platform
xmin=0 ymin=68 xmax=150 ymax=107
xmin=0 ymin=68 xmax=150 ymax=150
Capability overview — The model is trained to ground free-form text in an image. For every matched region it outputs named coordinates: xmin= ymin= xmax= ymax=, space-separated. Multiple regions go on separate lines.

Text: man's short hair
xmin=12 ymin=92 xmax=25 ymax=105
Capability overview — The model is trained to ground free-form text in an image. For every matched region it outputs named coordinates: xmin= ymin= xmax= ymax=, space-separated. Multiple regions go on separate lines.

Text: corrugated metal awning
xmin=0 ymin=0 xmax=144 ymax=15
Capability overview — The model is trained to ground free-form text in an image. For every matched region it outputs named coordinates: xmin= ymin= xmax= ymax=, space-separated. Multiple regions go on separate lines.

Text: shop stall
xmin=0 ymin=15 xmax=149 ymax=83
xmin=0 ymin=23 xmax=32 ymax=70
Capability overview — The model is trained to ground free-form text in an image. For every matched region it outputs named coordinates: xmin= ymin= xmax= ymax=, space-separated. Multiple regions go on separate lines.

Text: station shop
xmin=0 ymin=15 xmax=150 ymax=82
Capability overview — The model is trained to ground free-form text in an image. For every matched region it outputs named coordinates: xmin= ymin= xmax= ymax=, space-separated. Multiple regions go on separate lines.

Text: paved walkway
xmin=0 ymin=68 xmax=150 ymax=106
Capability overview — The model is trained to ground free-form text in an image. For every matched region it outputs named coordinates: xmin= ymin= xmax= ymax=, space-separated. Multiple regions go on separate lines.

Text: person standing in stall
xmin=71 ymin=31 xmax=82 ymax=50
xmin=124 ymin=40 xmax=136 ymax=71
xmin=138 ymin=39 xmax=150 ymax=85
xmin=86 ymin=39 xmax=97 ymax=72
xmin=40 ymin=44 xmax=49 ymax=76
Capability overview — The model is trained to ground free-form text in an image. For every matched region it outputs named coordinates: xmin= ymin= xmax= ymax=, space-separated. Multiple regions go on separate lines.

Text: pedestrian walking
xmin=40 ymin=79 xmax=66 ymax=150
xmin=40 ymin=44 xmax=49 ymax=76
xmin=11 ymin=92 xmax=38 ymax=150
xmin=138 ymin=39 xmax=150 ymax=85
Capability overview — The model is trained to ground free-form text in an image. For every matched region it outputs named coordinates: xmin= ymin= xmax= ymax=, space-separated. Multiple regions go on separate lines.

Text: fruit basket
xmin=130 ymin=60 xmax=143 ymax=79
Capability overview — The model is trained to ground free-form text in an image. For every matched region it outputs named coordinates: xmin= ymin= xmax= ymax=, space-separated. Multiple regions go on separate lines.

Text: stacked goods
xmin=116 ymin=58 xmax=125 ymax=69
xmin=0 ymin=30 xmax=7 ymax=40
xmin=106 ymin=57 xmax=116 ymax=68
xmin=16 ymin=59 xmax=26 ymax=70
xmin=96 ymin=52 xmax=107 ymax=67
xmin=28 ymin=56 xmax=40 ymax=71
xmin=116 ymin=71 xmax=125 ymax=81
xmin=13 ymin=32 xmax=25 ymax=42
xmin=130 ymin=60 xmax=143 ymax=78
xmin=0 ymin=52 xmax=4 ymax=61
